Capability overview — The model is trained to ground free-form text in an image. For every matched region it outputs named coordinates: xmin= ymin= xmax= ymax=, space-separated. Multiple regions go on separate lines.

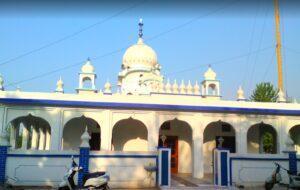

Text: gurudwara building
xmin=0 ymin=20 xmax=299 ymax=186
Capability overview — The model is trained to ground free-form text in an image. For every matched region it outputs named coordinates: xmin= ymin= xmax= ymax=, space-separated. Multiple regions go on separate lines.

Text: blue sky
xmin=0 ymin=0 xmax=299 ymax=100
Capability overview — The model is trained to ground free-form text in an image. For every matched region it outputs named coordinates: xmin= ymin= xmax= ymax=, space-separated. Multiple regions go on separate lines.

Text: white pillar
xmin=101 ymin=110 xmax=111 ymax=151
xmin=45 ymin=129 xmax=51 ymax=150
xmin=51 ymin=109 xmax=61 ymax=150
xmin=9 ymin=123 xmax=16 ymax=149
xmin=193 ymin=125 xmax=204 ymax=179
xmin=21 ymin=123 xmax=29 ymax=150
xmin=238 ymin=125 xmax=247 ymax=154
xmin=38 ymin=127 xmax=45 ymax=150
xmin=148 ymin=113 xmax=158 ymax=151
xmin=31 ymin=125 xmax=38 ymax=150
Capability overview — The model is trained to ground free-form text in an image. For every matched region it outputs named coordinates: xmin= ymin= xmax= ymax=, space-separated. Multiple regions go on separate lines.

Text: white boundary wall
xmin=89 ymin=151 xmax=157 ymax=188
xmin=5 ymin=150 xmax=157 ymax=188
xmin=230 ymin=154 xmax=300 ymax=187
xmin=6 ymin=150 xmax=78 ymax=187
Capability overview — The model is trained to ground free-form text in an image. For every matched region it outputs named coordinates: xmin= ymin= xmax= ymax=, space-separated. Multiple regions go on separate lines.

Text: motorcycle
xmin=265 ymin=162 xmax=300 ymax=190
xmin=58 ymin=157 xmax=110 ymax=190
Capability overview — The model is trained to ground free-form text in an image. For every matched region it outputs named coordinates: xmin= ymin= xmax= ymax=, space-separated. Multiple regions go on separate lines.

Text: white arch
xmin=62 ymin=116 xmax=101 ymax=150
xmin=247 ymin=122 xmax=278 ymax=154
xmin=111 ymin=118 xmax=148 ymax=151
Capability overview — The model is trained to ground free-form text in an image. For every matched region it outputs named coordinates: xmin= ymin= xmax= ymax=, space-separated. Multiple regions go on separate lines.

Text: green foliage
xmin=262 ymin=132 xmax=274 ymax=153
xmin=250 ymin=82 xmax=278 ymax=102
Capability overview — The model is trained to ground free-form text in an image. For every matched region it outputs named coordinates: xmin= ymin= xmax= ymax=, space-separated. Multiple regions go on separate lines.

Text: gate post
xmin=213 ymin=148 xmax=230 ymax=186
xmin=0 ymin=132 xmax=9 ymax=185
xmin=288 ymin=151 xmax=297 ymax=175
xmin=158 ymin=148 xmax=171 ymax=187
xmin=284 ymin=136 xmax=298 ymax=175
xmin=78 ymin=127 xmax=91 ymax=186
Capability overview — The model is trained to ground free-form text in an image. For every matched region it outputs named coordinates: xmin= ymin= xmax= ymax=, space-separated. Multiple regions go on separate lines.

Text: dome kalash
xmin=122 ymin=38 xmax=158 ymax=69
xmin=81 ymin=58 xmax=95 ymax=73
xmin=118 ymin=19 xmax=163 ymax=94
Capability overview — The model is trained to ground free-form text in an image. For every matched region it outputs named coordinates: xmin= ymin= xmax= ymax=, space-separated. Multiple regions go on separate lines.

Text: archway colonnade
xmin=4 ymin=111 xmax=300 ymax=178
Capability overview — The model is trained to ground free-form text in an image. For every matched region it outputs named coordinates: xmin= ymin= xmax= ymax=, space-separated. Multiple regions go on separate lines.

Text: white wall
xmin=5 ymin=150 xmax=78 ymax=187
xmin=5 ymin=150 xmax=157 ymax=188
xmin=89 ymin=151 xmax=157 ymax=188
xmin=231 ymin=154 xmax=300 ymax=187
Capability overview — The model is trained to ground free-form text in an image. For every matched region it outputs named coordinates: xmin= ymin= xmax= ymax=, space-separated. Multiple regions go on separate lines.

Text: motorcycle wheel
xmin=265 ymin=182 xmax=274 ymax=190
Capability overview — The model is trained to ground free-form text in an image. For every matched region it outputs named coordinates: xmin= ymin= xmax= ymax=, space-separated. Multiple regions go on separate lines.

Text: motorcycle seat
xmin=83 ymin=172 xmax=106 ymax=180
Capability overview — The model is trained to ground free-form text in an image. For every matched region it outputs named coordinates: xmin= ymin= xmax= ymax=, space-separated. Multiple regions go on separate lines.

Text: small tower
xmin=77 ymin=58 xmax=97 ymax=94
xmin=55 ymin=77 xmax=64 ymax=93
xmin=0 ymin=75 xmax=4 ymax=91
xmin=237 ymin=86 xmax=246 ymax=101
xmin=201 ymin=66 xmax=220 ymax=99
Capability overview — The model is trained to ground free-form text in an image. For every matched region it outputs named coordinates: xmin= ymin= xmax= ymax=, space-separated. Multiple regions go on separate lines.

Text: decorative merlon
xmin=180 ymin=80 xmax=186 ymax=94
xmin=0 ymin=74 xmax=4 ymax=91
xmin=55 ymin=77 xmax=64 ymax=93
xmin=0 ymin=131 xmax=9 ymax=146
xmin=237 ymin=86 xmax=246 ymax=101
xmin=104 ymin=80 xmax=112 ymax=94
xmin=80 ymin=126 xmax=91 ymax=148
xmin=277 ymin=89 xmax=286 ymax=103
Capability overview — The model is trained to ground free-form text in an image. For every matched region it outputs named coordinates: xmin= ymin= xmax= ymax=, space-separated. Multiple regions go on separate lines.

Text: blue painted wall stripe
xmin=1 ymin=97 xmax=300 ymax=116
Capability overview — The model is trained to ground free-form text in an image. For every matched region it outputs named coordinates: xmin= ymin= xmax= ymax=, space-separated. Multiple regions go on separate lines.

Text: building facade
xmin=0 ymin=20 xmax=299 ymax=180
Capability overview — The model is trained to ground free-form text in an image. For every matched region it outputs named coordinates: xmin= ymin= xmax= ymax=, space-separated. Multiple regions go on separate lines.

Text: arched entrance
xmin=111 ymin=118 xmax=148 ymax=151
xmin=62 ymin=116 xmax=100 ymax=150
xmin=289 ymin=125 xmax=300 ymax=153
xmin=203 ymin=120 xmax=236 ymax=174
xmin=158 ymin=119 xmax=192 ymax=174
xmin=7 ymin=114 xmax=51 ymax=150
xmin=247 ymin=122 xmax=277 ymax=154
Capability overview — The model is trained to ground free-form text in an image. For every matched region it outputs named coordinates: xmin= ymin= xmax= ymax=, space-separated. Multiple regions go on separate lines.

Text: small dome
xmin=204 ymin=66 xmax=216 ymax=80
xmin=122 ymin=38 xmax=158 ymax=69
xmin=81 ymin=59 xmax=95 ymax=73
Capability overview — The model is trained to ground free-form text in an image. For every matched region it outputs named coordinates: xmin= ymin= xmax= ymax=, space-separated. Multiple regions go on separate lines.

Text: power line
xmin=261 ymin=50 xmax=275 ymax=82
xmin=241 ymin=0 xmax=260 ymax=88
xmin=166 ymin=45 xmax=274 ymax=76
xmin=284 ymin=46 xmax=300 ymax=54
xmin=247 ymin=2 xmax=269 ymax=92
xmin=0 ymin=1 xmax=146 ymax=67
xmin=4 ymin=0 xmax=241 ymax=88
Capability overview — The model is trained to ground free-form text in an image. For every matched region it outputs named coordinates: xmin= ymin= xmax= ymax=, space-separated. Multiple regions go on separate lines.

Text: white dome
xmin=122 ymin=38 xmax=158 ymax=68
xmin=204 ymin=67 xmax=216 ymax=80
xmin=81 ymin=59 xmax=95 ymax=73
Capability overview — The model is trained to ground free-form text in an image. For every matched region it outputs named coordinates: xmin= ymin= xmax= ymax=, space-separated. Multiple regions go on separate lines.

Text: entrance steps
xmin=160 ymin=174 xmax=237 ymax=190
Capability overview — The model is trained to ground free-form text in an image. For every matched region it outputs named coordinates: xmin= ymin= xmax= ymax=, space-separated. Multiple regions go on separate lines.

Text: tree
xmin=250 ymin=82 xmax=278 ymax=102
xmin=262 ymin=132 xmax=274 ymax=153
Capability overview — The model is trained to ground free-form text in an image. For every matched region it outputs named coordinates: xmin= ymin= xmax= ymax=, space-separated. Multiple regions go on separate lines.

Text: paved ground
xmin=0 ymin=173 xmax=288 ymax=190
